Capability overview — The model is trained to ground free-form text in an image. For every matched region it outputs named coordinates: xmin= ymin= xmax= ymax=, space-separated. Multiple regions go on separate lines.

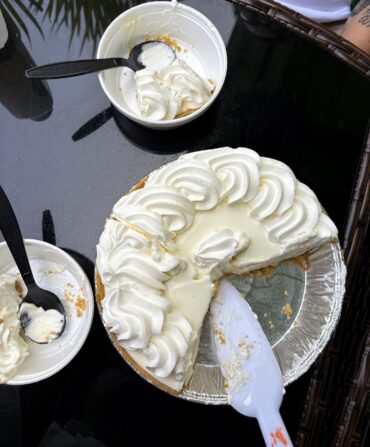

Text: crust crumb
xmin=286 ymin=254 xmax=309 ymax=271
xmin=175 ymin=108 xmax=199 ymax=119
xmin=15 ymin=280 xmax=24 ymax=298
xmin=75 ymin=296 xmax=87 ymax=318
xmin=95 ymin=272 xmax=105 ymax=303
xmin=145 ymin=33 xmax=182 ymax=52
xmin=213 ymin=325 xmax=226 ymax=344
xmin=131 ymin=176 xmax=148 ymax=192
xmin=282 ymin=303 xmax=293 ymax=320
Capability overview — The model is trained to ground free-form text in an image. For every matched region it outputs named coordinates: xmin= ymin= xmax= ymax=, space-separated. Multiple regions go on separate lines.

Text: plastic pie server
xmin=210 ymin=279 xmax=293 ymax=446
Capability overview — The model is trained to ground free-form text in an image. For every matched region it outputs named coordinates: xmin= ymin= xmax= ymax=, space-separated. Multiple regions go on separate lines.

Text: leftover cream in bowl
xmin=0 ymin=240 xmax=94 ymax=385
xmin=97 ymin=1 xmax=227 ymax=129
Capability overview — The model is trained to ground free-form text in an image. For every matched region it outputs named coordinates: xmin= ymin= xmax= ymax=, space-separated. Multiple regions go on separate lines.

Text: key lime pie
xmin=96 ymin=147 xmax=338 ymax=394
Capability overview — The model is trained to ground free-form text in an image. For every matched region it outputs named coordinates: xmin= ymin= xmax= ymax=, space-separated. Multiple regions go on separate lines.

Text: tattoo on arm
xmin=351 ymin=0 xmax=370 ymax=16
xmin=359 ymin=8 xmax=370 ymax=26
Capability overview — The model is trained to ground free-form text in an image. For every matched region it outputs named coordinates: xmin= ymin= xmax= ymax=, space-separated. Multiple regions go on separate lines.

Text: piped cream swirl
xmin=113 ymin=185 xmax=194 ymax=233
xmin=147 ymin=159 xmax=223 ymax=211
xmin=182 ymin=147 xmax=261 ymax=203
xmin=143 ymin=310 xmax=192 ymax=379
xmin=97 ymin=217 xmax=192 ymax=382
xmin=103 ymin=287 xmax=171 ymax=349
xmin=249 ymin=158 xmax=296 ymax=221
xmin=194 ymin=229 xmax=250 ymax=269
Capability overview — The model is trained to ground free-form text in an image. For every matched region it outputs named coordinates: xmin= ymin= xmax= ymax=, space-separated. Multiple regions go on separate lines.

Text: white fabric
xmin=0 ymin=9 xmax=8 ymax=49
xmin=275 ymin=0 xmax=350 ymax=22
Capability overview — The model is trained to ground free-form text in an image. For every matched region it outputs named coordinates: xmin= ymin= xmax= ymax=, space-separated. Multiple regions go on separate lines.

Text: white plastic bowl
xmin=0 ymin=240 xmax=94 ymax=385
xmin=97 ymin=1 xmax=227 ymax=129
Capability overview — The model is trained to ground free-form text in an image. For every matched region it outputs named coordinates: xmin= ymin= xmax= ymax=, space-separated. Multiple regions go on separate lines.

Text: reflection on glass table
xmin=0 ymin=14 xmax=52 ymax=121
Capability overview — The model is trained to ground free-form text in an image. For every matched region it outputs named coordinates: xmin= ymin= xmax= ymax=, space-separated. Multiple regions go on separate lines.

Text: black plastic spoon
xmin=25 ymin=41 xmax=176 ymax=80
xmin=0 ymin=186 xmax=66 ymax=343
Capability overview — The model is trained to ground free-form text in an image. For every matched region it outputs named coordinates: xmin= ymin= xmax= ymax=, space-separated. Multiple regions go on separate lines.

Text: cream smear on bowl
xmin=120 ymin=37 xmax=214 ymax=121
xmin=19 ymin=303 xmax=65 ymax=344
xmin=0 ymin=242 xmax=92 ymax=385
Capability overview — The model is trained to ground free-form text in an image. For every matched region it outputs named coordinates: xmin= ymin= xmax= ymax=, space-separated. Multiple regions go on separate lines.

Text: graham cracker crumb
xmin=131 ymin=176 xmax=148 ymax=192
xmin=243 ymin=254 xmax=309 ymax=279
xmin=175 ymin=107 xmax=199 ymax=119
xmin=144 ymin=33 xmax=182 ymax=52
xmin=213 ymin=325 xmax=226 ymax=344
xmin=286 ymin=254 xmax=309 ymax=271
xmin=282 ymin=303 xmax=293 ymax=320
xmin=244 ymin=265 xmax=276 ymax=278
xmin=15 ymin=280 xmax=24 ymax=298
xmin=222 ymin=351 xmax=249 ymax=392
xmin=75 ymin=296 xmax=87 ymax=318
xmin=95 ymin=272 xmax=105 ymax=302
xmin=238 ymin=338 xmax=254 ymax=359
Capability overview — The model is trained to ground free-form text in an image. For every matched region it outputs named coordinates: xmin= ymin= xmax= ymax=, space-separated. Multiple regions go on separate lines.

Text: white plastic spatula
xmin=210 ymin=279 xmax=293 ymax=447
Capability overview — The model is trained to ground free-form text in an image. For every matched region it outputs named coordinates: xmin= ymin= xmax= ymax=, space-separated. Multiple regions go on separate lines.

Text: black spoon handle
xmin=25 ymin=58 xmax=130 ymax=79
xmin=0 ymin=186 xmax=35 ymax=287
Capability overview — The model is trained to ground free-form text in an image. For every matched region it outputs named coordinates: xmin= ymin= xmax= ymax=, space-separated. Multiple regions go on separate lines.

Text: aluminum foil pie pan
xmin=96 ymin=240 xmax=346 ymax=404
xmin=182 ymin=241 xmax=346 ymax=404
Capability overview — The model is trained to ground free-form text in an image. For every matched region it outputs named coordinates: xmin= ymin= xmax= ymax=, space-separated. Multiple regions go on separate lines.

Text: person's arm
xmin=342 ymin=0 xmax=370 ymax=55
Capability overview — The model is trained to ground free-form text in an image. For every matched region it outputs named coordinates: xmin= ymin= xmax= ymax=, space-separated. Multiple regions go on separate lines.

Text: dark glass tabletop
xmin=0 ymin=1 xmax=369 ymax=446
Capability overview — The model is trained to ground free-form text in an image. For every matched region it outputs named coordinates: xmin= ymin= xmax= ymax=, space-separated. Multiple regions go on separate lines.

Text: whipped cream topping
xmin=97 ymin=219 xmax=193 ymax=381
xmin=134 ymin=59 xmax=212 ymax=120
xmin=19 ymin=303 xmax=64 ymax=344
xmin=194 ymin=229 xmax=250 ymax=277
xmin=96 ymin=147 xmax=338 ymax=391
xmin=183 ymin=147 xmax=261 ymax=204
xmin=147 ymin=159 xmax=223 ymax=211
xmin=114 ymin=185 xmax=195 ymax=233
xmin=0 ymin=275 xmax=28 ymax=384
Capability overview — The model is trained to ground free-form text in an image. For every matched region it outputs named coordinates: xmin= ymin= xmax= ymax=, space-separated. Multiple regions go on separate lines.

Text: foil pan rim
xmin=96 ymin=241 xmax=346 ymax=405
